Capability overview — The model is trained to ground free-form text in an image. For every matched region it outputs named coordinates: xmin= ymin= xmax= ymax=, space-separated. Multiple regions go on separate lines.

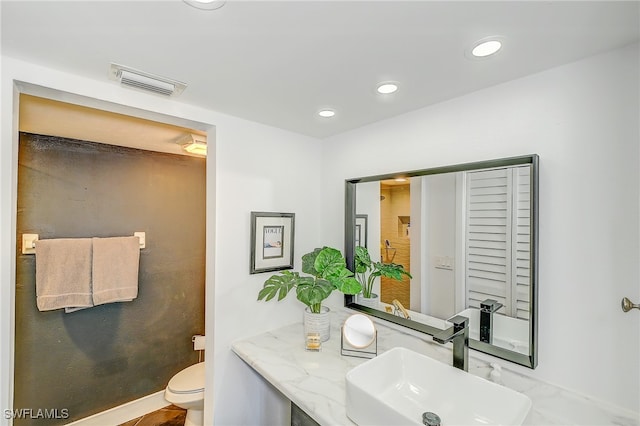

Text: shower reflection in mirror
xmin=346 ymin=155 xmax=538 ymax=368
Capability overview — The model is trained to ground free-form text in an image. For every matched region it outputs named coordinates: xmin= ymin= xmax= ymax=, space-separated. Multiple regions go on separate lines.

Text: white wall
xmin=0 ymin=56 xmax=322 ymax=425
xmin=409 ymin=178 xmax=424 ymax=312
xmin=212 ymin=112 xmax=323 ymax=425
xmin=321 ymin=44 xmax=640 ymax=413
xmin=425 ymin=173 xmax=457 ymax=319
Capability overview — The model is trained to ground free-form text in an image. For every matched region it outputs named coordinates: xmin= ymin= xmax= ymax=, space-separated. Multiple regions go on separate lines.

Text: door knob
xmin=621 ymin=297 xmax=640 ymax=312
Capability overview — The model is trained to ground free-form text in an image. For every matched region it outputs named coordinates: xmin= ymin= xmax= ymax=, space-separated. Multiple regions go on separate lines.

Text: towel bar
xmin=21 ymin=232 xmax=146 ymax=254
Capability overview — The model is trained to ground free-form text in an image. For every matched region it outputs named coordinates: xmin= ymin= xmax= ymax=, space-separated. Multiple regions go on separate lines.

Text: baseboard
xmin=64 ymin=390 xmax=168 ymax=426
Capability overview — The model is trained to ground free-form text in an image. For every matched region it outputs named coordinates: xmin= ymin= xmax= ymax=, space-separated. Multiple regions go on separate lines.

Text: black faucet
xmin=433 ymin=315 xmax=469 ymax=371
xmin=480 ymin=299 xmax=503 ymax=344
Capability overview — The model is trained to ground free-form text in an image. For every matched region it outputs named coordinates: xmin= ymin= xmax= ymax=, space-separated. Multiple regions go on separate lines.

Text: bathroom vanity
xmin=232 ymin=309 xmax=639 ymax=426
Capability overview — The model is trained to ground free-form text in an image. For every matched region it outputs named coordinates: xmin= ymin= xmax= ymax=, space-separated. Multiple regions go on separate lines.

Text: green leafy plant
xmin=355 ymin=245 xmax=412 ymax=298
xmin=258 ymin=247 xmax=362 ymax=313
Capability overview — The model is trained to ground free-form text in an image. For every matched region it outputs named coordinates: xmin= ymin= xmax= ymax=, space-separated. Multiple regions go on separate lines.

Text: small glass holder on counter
xmin=305 ymin=332 xmax=322 ymax=352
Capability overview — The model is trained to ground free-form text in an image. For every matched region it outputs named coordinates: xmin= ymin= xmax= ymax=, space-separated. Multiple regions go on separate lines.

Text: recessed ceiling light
xmin=472 ymin=40 xmax=502 ymax=57
xmin=469 ymin=37 xmax=504 ymax=58
xmin=318 ymin=109 xmax=336 ymax=118
xmin=183 ymin=0 xmax=226 ymax=10
xmin=376 ymin=82 xmax=399 ymax=94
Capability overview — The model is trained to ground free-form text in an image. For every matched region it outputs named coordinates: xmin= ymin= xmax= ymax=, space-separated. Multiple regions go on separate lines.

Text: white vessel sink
xmin=345 ymin=347 xmax=532 ymax=425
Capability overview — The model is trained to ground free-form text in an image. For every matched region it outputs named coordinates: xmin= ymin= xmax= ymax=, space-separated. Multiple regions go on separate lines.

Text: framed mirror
xmin=344 ymin=155 xmax=538 ymax=368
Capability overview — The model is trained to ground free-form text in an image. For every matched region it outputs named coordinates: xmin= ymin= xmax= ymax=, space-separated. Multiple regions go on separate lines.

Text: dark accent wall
xmin=14 ymin=133 xmax=206 ymax=425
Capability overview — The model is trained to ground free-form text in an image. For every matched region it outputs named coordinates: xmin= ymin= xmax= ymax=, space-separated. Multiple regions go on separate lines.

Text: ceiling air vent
xmin=109 ymin=63 xmax=187 ymax=97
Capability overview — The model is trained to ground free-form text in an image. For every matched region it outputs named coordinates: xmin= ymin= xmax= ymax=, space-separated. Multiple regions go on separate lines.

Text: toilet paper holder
xmin=192 ymin=335 xmax=205 ymax=362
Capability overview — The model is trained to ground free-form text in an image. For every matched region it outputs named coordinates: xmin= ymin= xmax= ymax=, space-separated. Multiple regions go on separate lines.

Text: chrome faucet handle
xmin=448 ymin=315 xmax=469 ymax=329
xmin=433 ymin=315 xmax=469 ymax=371
xmin=480 ymin=298 xmax=503 ymax=313
xmin=433 ymin=315 xmax=468 ymax=343
xmin=621 ymin=297 xmax=640 ymax=312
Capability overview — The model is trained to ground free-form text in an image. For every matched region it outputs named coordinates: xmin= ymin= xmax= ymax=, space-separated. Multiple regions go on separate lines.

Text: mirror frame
xmin=344 ymin=154 xmax=539 ymax=368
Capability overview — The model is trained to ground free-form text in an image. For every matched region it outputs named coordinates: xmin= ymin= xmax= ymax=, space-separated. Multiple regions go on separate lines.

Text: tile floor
xmin=119 ymin=405 xmax=186 ymax=426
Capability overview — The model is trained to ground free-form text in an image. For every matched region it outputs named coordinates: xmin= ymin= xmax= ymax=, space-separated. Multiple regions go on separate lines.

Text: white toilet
xmin=164 ymin=362 xmax=205 ymax=426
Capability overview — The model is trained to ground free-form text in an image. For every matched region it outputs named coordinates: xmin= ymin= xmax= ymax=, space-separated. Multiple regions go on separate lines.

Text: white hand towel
xmin=35 ymin=238 xmax=93 ymax=311
xmin=92 ymin=236 xmax=140 ymax=306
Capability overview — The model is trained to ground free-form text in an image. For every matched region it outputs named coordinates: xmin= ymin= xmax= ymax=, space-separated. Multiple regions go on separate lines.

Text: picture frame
xmin=250 ymin=212 xmax=295 ymax=274
xmin=355 ymin=214 xmax=368 ymax=249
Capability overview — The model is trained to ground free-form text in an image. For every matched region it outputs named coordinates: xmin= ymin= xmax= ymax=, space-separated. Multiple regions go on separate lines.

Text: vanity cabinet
xmin=291 ymin=402 xmax=320 ymax=426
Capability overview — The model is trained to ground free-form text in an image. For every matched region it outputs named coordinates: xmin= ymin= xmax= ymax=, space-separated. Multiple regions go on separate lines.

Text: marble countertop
xmin=231 ymin=308 xmax=639 ymax=426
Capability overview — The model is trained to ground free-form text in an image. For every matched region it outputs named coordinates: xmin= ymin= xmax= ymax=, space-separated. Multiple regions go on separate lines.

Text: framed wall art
xmin=250 ymin=211 xmax=295 ymax=274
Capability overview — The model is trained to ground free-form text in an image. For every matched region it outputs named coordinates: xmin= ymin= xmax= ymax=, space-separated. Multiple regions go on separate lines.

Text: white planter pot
xmin=357 ymin=293 xmax=379 ymax=309
xmin=303 ymin=306 xmax=331 ymax=342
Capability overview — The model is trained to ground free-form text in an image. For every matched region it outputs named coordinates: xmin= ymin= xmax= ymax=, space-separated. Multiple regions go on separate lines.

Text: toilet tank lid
xmin=168 ymin=362 xmax=205 ymax=394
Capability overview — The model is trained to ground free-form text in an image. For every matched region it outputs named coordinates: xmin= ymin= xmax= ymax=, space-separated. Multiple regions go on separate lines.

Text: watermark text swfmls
xmin=4 ymin=408 xmax=69 ymax=420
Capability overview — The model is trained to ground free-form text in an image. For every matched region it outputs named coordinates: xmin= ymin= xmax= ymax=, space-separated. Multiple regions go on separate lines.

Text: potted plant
xmin=354 ymin=245 xmax=412 ymax=308
xmin=258 ymin=246 xmax=362 ymax=341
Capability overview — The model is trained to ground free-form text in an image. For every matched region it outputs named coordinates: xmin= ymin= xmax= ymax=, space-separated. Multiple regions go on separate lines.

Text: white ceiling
xmin=2 ymin=1 xmax=639 ymax=139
